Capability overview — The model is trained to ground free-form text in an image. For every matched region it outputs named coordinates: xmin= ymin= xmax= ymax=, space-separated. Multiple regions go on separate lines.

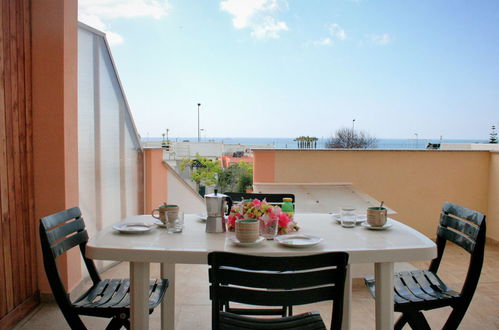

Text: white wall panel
xmin=78 ymin=23 xmax=144 ymax=273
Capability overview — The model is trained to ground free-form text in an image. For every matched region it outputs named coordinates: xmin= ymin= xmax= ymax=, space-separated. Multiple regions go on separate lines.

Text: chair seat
xmin=365 ymin=269 xmax=461 ymax=311
xmin=219 ymin=311 xmax=326 ymax=330
xmin=73 ymin=278 xmax=168 ymax=317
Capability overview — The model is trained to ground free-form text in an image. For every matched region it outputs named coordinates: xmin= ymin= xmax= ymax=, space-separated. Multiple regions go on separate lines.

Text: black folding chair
xmin=208 ymin=251 xmax=349 ymax=330
xmin=223 ymin=192 xmax=295 ymax=206
xmin=223 ymin=192 xmax=296 ymax=316
xmin=365 ymin=202 xmax=486 ymax=330
xmin=39 ymin=207 xmax=168 ymax=330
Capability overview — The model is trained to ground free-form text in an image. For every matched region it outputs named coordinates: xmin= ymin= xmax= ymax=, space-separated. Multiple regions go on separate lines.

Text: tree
xmin=218 ymin=161 xmax=253 ymax=193
xmin=325 ymin=127 xmax=377 ymax=149
xmin=489 ymin=125 xmax=498 ymax=144
xmin=181 ymin=154 xmax=222 ymax=190
xmin=294 ymin=136 xmax=319 ymax=149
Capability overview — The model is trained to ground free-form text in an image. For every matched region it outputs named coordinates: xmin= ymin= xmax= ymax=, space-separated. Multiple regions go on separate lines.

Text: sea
xmin=142 ymin=137 xmax=488 ymax=150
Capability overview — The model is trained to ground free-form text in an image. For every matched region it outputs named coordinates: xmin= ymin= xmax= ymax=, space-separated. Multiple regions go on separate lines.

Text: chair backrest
xmin=223 ymin=192 xmax=295 ymax=205
xmin=208 ymin=251 xmax=349 ymax=330
xmin=39 ymin=207 xmax=100 ymax=328
xmin=429 ymin=202 xmax=486 ymax=300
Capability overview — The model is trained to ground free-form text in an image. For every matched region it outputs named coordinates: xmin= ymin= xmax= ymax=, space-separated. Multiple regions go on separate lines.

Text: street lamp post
xmin=197 ymin=103 xmax=201 ymax=142
xmin=414 ymin=133 xmax=419 ymax=149
xmin=352 ymin=119 xmax=356 ymax=132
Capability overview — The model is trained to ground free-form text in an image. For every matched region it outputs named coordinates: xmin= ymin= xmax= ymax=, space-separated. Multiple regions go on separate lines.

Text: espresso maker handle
xmin=225 ymin=196 xmax=233 ymax=216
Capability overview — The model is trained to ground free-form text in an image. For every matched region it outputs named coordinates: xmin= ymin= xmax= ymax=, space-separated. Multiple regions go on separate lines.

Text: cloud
xmin=79 ymin=0 xmax=170 ymax=45
xmin=307 ymin=23 xmax=345 ymax=47
xmin=328 ymin=23 xmax=347 ymax=41
xmin=369 ymin=33 xmax=391 ymax=45
xmin=310 ymin=37 xmax=332 ymax=47
xmin=220 ymin=0 xmax=289 ymax=39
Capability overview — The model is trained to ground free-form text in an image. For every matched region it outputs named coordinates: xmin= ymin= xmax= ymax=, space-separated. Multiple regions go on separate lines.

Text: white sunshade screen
xmin=78 ymin=25 xmax=144 ymax=271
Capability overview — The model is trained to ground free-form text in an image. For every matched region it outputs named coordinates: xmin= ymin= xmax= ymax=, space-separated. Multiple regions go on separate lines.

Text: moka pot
xmin=204 ymin=189 xmax=232 ymax=233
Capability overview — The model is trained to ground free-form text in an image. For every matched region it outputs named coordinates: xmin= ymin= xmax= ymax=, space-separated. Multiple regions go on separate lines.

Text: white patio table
xmin=86 ymin=213 xmax=436 ymax=330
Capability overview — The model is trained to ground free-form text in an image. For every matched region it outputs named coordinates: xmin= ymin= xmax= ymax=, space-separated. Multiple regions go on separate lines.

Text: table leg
xmin=130 ymin=262 xmax=150 ymax=330
xmin=374 ymin=262 xmax=394 ymax=330
xmin=341 ymin=264 xmax=352 ymax=330
xmin=161 ymin=263 xmax=175 ymax=330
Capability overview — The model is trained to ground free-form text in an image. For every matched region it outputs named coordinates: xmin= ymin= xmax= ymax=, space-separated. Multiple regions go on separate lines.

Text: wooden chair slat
xmin=394 ymin=291 xmax=411 ymax=304
xmin=40 ymin=207 xmax=82 ymax=229
xmin=220 ymin=311 xmax=326 ymax=330
xmin=398 ymin=272 xmax=437 ymax=301
xmin=422 ymin=271 xmax=460 ymax=297
xmin=440 ymin=214 xmax=479 ymax=240
xmin=225 ymin=307 xmax=287 ymax=316
xmin=437 ymin=226 xmax=475 ymax=253
xmin=218 ymin=286 xmax=337 ymax=307
xmin=74 ymin=280 xmax=110 ymax=307
xmin=411 ymin=271 xmax=454 ymax=300
xmin=51 ymin=230 xmax=89 ymax=258
xmin=99 ymin=279 xmax=130 ymax=307
xmin=149 ymin=279 xmax=169 ymax=306
xmin=209 ymin=252 xmax=347 ymax=272
xmin=45 ymin=217 xmax=86 ymax=244
xmin=394 ymin=276 xmax=423 ymax=302
xmin=442 ymin=202 xmax=485 ymax=226
xmin=216 ymin=268 xmax=339 ymax=289
xmin=92 ymin=279 xmax=122 ymax=307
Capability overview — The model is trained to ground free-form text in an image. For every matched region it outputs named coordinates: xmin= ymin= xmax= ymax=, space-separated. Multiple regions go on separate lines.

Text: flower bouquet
xmin=227 ymin=199 xmax=299 ymax=238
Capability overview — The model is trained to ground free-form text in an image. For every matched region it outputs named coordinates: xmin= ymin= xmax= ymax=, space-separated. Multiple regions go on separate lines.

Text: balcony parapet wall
xmin=254 ymin=149 xmax=497 ymax=241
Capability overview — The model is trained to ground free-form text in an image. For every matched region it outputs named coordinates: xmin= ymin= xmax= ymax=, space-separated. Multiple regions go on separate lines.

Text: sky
xmin=79 ymin=0 xmax=499 ymax=140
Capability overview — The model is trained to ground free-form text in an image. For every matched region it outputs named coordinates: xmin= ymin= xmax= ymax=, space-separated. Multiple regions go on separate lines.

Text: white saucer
xmin=229 ymin=236 xmax=265 ymax=247
xmin=332 ymin=214 xmax=366 ymax=224
xmin=361 ymin=220 xmax=393 ymax=230
xmin=275 ymin=234 xmax=323 ymax=247
xmin=153 ymin=219 xmax=167 ymax=228
xmin=113 ymin=222 xmax=156 ymax=233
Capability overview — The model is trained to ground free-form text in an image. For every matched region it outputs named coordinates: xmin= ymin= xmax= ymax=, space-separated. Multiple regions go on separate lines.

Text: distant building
xmin=440 ymin=143 xmax=499 ymax=151
xmin=221 ymin=154 xmax=254 ymax=168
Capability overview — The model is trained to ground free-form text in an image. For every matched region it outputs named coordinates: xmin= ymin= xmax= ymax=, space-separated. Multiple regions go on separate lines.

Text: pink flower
xmin=251 ymin=199 xmax=261 ymax=207
xmin=227 ymin=215 xmax=236 ymax=230
xmin=278 ymin=212 xmax=291 ymax=228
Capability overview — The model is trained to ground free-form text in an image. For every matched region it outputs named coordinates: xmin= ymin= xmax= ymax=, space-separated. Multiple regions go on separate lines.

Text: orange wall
xmin=144 ymin=149 xmax=168 ymax=213
xmin=32 ymin=0 xmax=80 ymax=294
xmin=253 ymin=150 xmax=275 ymax=182
xmin=254 ymin=149 xmax=495 ymax=240
xmin=488 ymin=152 xmax=499 ymax=240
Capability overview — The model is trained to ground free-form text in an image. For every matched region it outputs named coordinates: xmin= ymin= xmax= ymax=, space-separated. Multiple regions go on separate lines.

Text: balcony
xmin=1 ymin=1 xmax=498 ymax=329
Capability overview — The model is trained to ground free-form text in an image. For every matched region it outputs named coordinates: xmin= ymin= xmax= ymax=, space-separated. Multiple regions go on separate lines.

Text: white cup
xmin=235 ymin=219 xmax=260 ymax=243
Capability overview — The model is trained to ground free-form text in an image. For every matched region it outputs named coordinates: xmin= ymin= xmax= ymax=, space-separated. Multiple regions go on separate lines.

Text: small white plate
xmin=229 ymin=236 xmax=265 ymax=247
xmin=275 ymin=234 xmax=323 ymax=247
xmin=196 ymin=214 xmax=208 ymax=222
xmin=113 ymin=222 xmax=156 ymax=233
xmin=361 ymin=220 xmax=393 ymax=230
xmin=331 ymin=214 xmax=366 ymax=224
xmin=153 ymin=219 xmax=167 ymax=228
